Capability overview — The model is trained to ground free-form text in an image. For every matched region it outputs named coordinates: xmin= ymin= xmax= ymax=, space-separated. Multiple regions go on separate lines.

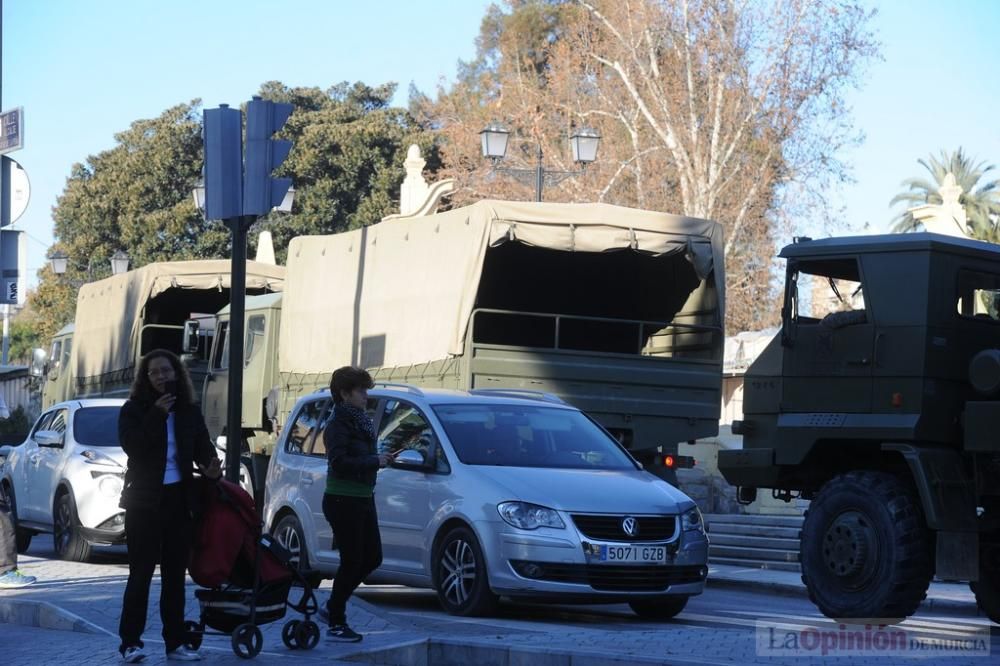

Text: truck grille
xmin=571 ymin=514 xmax=677 ymax=542
xmin=510 ymin=561 xmax=704 ymax=591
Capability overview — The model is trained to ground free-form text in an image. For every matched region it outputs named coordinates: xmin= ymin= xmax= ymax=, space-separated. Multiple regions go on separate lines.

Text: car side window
xmin=49 ymin=410 xmax=69 ymax=435
xmin=30 ymin=412 xmax=55 ymax=437
xmin=378 ymin=399 xmax=447 ymax=471
xmin=311 ymin=398 xmax=379 ymax=458
xmin=285 ymin=398 xmax=330 ymax=456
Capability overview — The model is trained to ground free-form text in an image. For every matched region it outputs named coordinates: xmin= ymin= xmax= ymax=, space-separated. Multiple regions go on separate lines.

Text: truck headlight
xmin=497 ymin=502 xmax=565 ymax=530
xmin=681 ymin=506 xmax=705 ymax=533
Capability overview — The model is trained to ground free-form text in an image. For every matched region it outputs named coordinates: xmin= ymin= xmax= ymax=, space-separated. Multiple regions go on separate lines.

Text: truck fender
xmin=880 ymin=443 xmax=976 ymax=532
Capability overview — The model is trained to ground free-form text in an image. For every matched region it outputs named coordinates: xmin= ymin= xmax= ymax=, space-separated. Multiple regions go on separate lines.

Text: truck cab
xmin=719 ymin=232 xmax=1000 ymax=625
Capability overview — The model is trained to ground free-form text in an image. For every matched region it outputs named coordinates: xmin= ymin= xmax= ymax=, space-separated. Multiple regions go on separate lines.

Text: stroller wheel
xmin=281 ymin=620 xmax=301 ymax=649
xmin=231 ymin=623 xmax=263 ymax=659
xmin=183 ymin=620 xmax=204 ymax=651
xmin=296 ymin=620 xmax=320 ymax=650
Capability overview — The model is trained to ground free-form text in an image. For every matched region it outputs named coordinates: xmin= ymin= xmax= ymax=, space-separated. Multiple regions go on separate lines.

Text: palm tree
xmin=890 ymin=148 xmax=1000 ymax=241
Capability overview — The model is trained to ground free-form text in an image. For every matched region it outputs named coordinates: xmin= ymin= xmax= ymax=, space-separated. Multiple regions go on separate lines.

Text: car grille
xmin=571 ymin=514 xmax=677 ymax=542
xmin=510 ymin=561 xmax=705 ymax=591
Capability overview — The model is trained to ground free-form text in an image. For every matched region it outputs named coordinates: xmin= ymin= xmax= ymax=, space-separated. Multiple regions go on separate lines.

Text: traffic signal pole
xmin=224 ymin=215 xmax=251 ymax=485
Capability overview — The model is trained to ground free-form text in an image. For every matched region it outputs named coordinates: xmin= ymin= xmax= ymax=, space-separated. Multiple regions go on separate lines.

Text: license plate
xmin=598 ymin=544 xmax=667 ymax=564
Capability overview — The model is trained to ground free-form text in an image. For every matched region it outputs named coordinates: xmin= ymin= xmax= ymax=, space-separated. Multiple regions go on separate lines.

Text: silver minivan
xmin=263 ymin=385 xmax=708 ymax=619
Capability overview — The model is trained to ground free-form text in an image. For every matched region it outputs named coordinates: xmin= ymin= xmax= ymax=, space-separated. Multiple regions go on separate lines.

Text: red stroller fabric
xmin=190 ymin=478 xmax=289 ymax=588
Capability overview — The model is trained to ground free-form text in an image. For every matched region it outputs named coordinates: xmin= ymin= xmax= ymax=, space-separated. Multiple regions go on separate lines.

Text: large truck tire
xmin=800 ymin=470 xmax=932 ymax=622
xmin=970 ymin=524 xmax=1000 ymax=624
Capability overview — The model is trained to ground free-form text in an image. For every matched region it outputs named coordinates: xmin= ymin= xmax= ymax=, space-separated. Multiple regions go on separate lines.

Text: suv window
xmin=74 ymin=407 xmax=122 ymax=447
xmin=285 ymin=398 xmax=330 ymax=456
xmin=433 ymin=404 xmax=634 ymax=470
xmin=49 ymin=409 xmax=69 ymax=435
xmin=31 ymin=411 xmax=55 ymax=437
xmin=311 ymin=398 xmax=379 ymax=458
xmin=378 ymin=399 xmax=447 ymax=471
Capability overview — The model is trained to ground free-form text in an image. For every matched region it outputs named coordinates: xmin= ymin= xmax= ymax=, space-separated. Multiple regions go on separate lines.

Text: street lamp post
xmin=479 ymin=123 xmax=601 ymax=202
xmin=49 ymin=249 xmax=131 ymax=284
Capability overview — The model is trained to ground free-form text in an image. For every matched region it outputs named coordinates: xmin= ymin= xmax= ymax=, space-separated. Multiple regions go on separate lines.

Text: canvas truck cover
xmin=72 ymin=260 xmax=285 ymax=380
xmin=280 ymin=199 xmax=723 ymax=375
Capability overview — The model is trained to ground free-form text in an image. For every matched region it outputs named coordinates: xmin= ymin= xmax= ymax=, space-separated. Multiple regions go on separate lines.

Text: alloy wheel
xmin=440 ymin=538 xmax=477 ymax=607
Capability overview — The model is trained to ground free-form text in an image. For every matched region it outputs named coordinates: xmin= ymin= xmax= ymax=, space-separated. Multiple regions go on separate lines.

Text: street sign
xmin=0 ymin=108 xmax=23 ymax=155
xmin=0 ymin=157 xmax=30 ymax=226
xmin=0 ymin=228 xmax=25 ymax=305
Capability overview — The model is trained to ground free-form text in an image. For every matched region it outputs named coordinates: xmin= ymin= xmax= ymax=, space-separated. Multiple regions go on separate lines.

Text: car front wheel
xmin=54 ymin=491 xmax=91 ymax=562
xmin=433 ymin=526 xmax=498 ymax=616
xmin=273 ymin=513 xmax=309 ymax=572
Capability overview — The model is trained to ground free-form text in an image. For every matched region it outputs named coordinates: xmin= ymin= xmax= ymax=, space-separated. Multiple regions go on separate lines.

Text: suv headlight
xmin=96 ymin=474 xmax=124 ymax=497
xmin=681 ymin=506 xmax=705 ymax=533
xmin=497 ymin=501 xmax=565 ymax=530
xmin=80 ymin=449 xmax=123 ymax=468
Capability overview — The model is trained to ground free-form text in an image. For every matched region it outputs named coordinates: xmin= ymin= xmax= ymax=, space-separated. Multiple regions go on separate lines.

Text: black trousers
xmin=323 ymin=494 xmax=382 ymax=626
xmin=119 ymin=483 xmax=191 ymax=654
xmin=0 ymin=496 xmax=16 ymax=576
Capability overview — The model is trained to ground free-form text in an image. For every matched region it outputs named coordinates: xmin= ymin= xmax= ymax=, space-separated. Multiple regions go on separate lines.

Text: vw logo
xmin=621 ymin=516 xmax=639 ymax=537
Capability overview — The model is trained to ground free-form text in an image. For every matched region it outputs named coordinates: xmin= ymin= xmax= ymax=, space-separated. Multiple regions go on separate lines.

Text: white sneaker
xmin=166 ymin=646 xmax=202 ymax=661
xmin=122 ymin=646 xmax=146 ymax=663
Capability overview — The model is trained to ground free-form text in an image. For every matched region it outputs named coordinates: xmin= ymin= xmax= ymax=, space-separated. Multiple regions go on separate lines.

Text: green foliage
xmin=7 ymin=319 xmax=42 ymax=365
xmin=0 ymin=405 xmax=31 ymax=438
xmin=890 ymin=148 xmax=1000 ymax=240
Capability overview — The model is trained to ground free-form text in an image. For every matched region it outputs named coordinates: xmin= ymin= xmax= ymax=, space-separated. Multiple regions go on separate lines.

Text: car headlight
xmin=497 ymin=501 xmax=565 ymax=530
xmin=96 ymin=474 xmax=124 ymax=497
xmin=681 ymin=506 xmax=705 ymax=533
xmin=80 ymin=449 xmax=123 ymax=468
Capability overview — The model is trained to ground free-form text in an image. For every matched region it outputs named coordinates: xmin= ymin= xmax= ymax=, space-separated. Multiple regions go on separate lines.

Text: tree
xmin=890 ymin=148 xmax=1000 ymax=241
xmin=417 ymin=0 xmax=879 ymax=332
xmin=31 ymin=81 xmax=436 ymax=340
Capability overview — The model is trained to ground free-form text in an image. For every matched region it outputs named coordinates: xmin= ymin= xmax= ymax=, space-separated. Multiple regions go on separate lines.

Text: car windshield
xmin=74 ymin=407 xmax=121 ymax=447
xmin=432 ymin=404 xmax=635 ymax=470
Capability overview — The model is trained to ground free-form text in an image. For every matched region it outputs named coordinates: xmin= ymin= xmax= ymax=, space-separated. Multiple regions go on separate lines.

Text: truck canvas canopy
xmin=73 ymin=260 xmax=285 ymax=382
xmin=280 ymin=199 xmax=724 ymax=375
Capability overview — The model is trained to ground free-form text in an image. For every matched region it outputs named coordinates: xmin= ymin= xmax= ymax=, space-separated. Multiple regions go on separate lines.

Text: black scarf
xmin=334 ymin=402 xmax=376 ymax=440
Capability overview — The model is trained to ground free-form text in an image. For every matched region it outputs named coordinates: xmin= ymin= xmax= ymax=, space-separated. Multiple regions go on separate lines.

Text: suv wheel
xmin=54 ymin=491 xmax=91 ymax=562
xmin=433 ymin=525 xmax=498 ymax=616
xmin=628 ymin=595 xmax=689 ymax=620
xmin=273 ymin=513 xmax=309 ymax=572
xmin=3 ymin=484 xmax=32 ymax=553
xmin=800 ymin=471 xmax=931 ymax=621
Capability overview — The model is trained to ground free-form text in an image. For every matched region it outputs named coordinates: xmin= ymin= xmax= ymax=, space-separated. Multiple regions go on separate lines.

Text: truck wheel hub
xmin=822 ymin=511 xmax=872 ymax=579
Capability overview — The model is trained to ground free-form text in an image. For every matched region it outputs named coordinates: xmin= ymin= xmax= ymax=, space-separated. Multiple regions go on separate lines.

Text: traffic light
xmin=243 ymin=97 xmax=293 ymax=217
xmin=202 ymin=105 xmax=244 ymax=221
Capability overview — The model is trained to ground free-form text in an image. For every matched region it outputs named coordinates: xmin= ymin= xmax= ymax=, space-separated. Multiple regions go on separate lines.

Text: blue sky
xmin=4 ymin=0 xmax=1000 ymax=290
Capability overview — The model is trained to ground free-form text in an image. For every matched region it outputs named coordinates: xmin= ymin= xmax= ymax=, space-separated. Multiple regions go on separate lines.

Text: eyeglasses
xmin=147 ymin=368 xmax=175 ymax=378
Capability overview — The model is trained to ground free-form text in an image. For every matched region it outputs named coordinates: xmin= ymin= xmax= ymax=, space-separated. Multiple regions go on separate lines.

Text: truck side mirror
xmin=781 ymin=267 xmax=798 ymax=348
xmin=182 ymin=320 xmax=200 ymax=354
xmin=30 ymin=348 xmax=48 ymax=377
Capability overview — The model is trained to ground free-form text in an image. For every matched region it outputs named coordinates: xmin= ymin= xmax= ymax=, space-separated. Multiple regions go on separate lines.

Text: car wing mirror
xmin=392 ymin=449 xmax=429 ymax=470
xmin=35 ymin=430 xmax=64 ymax=448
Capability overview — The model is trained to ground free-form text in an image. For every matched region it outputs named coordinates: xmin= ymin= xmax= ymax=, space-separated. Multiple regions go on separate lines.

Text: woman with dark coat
xmin=323 ymin=366 xmax=391 ymax=642
xmin=117 ymin=349 xmax=221 ymax=663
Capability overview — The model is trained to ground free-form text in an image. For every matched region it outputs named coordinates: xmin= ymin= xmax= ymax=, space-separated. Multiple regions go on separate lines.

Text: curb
xmin=706 ymin=574 xmax=980 ymax=614
xmin=0 ymin=597 xmax=108 ymax=635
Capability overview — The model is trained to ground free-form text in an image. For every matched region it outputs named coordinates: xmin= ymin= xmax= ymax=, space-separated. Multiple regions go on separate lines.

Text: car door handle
xmin=846 ymin=358 xmax=870 ymax=366
xmin=301 ymin=477 xmax=313 ymax=485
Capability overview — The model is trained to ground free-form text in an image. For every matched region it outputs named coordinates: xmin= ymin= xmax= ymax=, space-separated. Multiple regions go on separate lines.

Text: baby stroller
xmin=185 ymin=478 xmax=321 ymax=659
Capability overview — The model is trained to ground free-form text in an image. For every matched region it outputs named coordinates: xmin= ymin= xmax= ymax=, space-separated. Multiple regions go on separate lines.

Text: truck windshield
xmin=74 ymin=407 xmax=121 ymax=447
xmin=432 ymin=404 xmax=636 ymax=470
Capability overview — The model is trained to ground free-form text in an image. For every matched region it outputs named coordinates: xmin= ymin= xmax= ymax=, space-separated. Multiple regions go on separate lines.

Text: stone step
xmin=704 ymin=513 xmax=804 ymax=528
xmin=705 ymin=522 xmax=801 ymax=540
xmin=709 ymin=556 xmax=803 ymax=573
xmin=709 ymin=544 xmax=800 ymax=563
xmin=708 ymin=534 xmax=801 ymax=551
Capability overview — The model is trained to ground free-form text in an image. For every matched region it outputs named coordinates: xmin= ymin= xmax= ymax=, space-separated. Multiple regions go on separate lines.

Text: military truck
xmin=226 ymin=199 xmax=726 ymax=483
xmin=39 ymin=259 xmax=285 ymax=410
xmin=718 ymin=233 xmax=1000 ymax=624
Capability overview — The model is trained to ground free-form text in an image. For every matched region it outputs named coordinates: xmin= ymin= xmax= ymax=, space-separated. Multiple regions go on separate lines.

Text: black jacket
xmin=324 ymin=410 xmax=379 ymax=489
xmin=118 ymin=398 xmax=217 ymax=512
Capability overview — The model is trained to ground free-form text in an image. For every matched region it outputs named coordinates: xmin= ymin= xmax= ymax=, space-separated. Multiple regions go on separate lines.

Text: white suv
xmin=0 ymin=399 xmax=127 ymax=561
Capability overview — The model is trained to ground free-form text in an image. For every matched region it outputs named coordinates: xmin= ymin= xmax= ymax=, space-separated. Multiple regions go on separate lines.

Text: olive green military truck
xmin=718 ymin=233 xmax=1000 ymax=624
xmin=193 ymin=199 xmax=726 ymax=489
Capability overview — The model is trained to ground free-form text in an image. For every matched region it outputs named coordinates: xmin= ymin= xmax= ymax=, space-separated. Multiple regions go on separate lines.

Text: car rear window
xmin=74 ymin=407 xmax=122 ymax=447
xmin=432 ymin=404 xmax=635 ymax=470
